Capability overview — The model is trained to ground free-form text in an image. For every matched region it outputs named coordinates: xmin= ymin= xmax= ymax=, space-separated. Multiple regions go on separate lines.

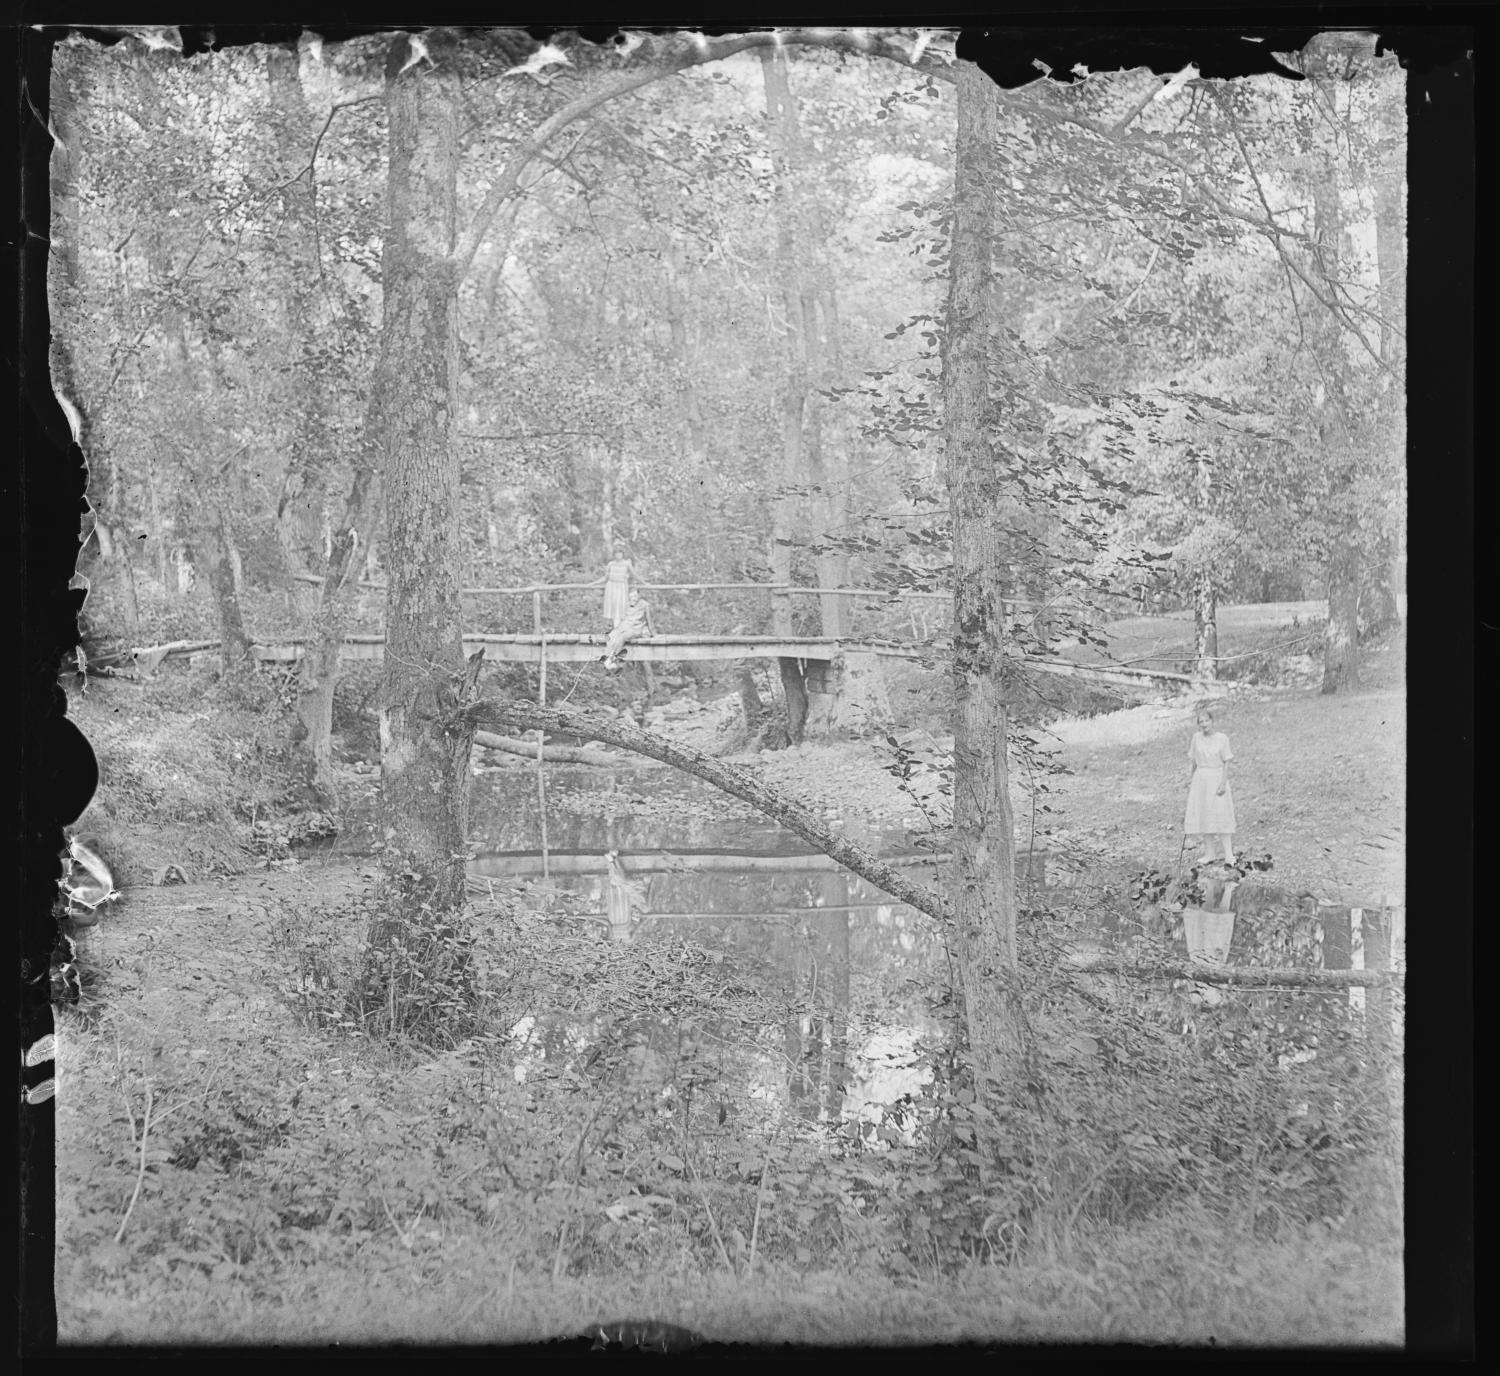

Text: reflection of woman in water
xmin=600 ymin=547 xmax=636 ymax=627
xmin=604 ymin=850 xmax=647 ymax=942
xmin=1185 ymin=705 xmax=1237 ymax=864
xmin=604 ymin=588 xmax=655 ymax=669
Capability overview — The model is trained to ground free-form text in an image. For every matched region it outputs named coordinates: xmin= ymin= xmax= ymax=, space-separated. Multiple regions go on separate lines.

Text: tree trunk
xmin=202 ymin=499 xmax=253 ymax=675
xmin=359 ymin=35 xmax=483 ymax=1036
xmin=779 ymin=656 xmax=809 ymax=746
xmin=1364 ymin=81 xmax=1408 ymax=639
xmin=813 ymin=878 xmax=852 ymax=1118
xmin=114 ymin=526 xmax=142 ymax=645
xmin=943 ymin=61 xmax=1031 ymax=1105
xmin=266 ymin=44 xmax=341 ymax=579
xmin=737 ymin=665 xmax=768 ymax=738
xmin=663 ymin=240 xmax=708 ymax=470
xmin=1322 ymin=541 xmax=1362 ymax=692
xmin=471 ymin=700 xmax=952 ymax=923
xmin=761 ymin=47 xmax=806 ymax=641
xmin=265 ymin=43 xmax=379 ymax=802
xmin=1304 ymin=38 xmax=1361 ymax=694
xmin=816 ymin=293 xmax=853 ymax=635
xmin=1193 ymin=568 xmax=1219 ymax=680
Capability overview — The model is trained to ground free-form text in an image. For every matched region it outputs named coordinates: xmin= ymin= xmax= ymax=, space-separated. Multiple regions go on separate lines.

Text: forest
xmin=35 ymin=26 xmax=1415 ymax=1349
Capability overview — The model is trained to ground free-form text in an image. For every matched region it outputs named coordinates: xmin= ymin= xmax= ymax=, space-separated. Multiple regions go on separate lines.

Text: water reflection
xmin=470 ymin=761 xmax=948 ymax=1128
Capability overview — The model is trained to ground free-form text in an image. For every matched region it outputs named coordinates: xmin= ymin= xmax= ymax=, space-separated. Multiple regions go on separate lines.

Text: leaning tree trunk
xmin=939 ymin=60 xmax=1030 ymax=1105
xmin=469 ymin=699 xmax=1372 ymax=993
xmin=472 ymin=699 xmax=953 ymax=922
xmin=359 ymin=35 xmax=483 ymax=1035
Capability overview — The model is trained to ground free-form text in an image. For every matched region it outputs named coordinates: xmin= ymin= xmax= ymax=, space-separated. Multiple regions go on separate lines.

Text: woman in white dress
xmin=1185 ymin=705 xmax=1237 ymax=864
xmin=600 ymin=547 xmax=636 ymax=628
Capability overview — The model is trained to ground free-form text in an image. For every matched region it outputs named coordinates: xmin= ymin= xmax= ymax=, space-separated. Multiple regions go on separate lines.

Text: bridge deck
xmin=130 ymin=633 xmax=1199 ymax=688
xmin=256 ymin=633 xmax=921 ymax=665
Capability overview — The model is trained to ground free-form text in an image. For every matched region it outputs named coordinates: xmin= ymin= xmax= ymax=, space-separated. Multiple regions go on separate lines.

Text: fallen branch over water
xmin=1066 ymin=954 xmax=1401 ymax=989
xmin=472 ymin=729 xmax=620 ymax=767
xmin=465 ymin=698 xmax=954 ymax=925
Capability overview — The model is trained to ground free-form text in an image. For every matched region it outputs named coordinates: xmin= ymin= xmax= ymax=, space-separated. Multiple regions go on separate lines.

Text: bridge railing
xmin=295 ymin=571 xmax=967 ymax=643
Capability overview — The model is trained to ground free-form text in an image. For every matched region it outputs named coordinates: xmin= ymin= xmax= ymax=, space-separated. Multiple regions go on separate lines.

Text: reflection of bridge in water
xmin=469 ymin=848 xmax=948 ymax=877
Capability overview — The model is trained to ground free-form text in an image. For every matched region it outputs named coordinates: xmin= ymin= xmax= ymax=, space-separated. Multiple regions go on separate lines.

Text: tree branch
xmin=454 ymin=29 xmax=955 ymax=280
xmin=1067 ymin=953 xmax=1400 ymax=990
xmin=474 ymin=728 xmax=619 ymax=766
xmin=463 ymin=697 xmax=954 ymax=924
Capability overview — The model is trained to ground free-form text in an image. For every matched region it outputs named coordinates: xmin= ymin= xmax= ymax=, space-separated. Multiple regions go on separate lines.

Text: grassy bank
xmin=53 ymin=616 xmax=1405 ymax=1348
xmin=56 ymin=863 xmax=1402 ymax=1348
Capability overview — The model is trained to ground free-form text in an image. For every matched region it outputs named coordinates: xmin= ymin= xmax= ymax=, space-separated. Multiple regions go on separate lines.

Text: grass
xmin=54 ymin=855 xmax=1404 ymax=1348
xmin=1042 ymin=623 xmax=1405 ymax=904
xmin=56 ymin=1225 xmax=1402 ymax=1347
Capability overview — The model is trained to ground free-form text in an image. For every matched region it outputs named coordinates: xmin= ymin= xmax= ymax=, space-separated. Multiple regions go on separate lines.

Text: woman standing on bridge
xmin=1185 ymin=705 xmax=1237 ymax=864
xmin=600 ymin=547 xmax=637 ymax=628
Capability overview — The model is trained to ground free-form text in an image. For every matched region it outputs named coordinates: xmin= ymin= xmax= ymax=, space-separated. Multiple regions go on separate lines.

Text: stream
xmin=466 ymin=760 xmax=952 ymax=1131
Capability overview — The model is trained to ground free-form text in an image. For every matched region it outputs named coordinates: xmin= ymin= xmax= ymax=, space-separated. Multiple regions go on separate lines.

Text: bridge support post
xmin=779 ymin=657 xmax=809 ymax=745
xmin=804 ymin=652 xmax=894 ymax=737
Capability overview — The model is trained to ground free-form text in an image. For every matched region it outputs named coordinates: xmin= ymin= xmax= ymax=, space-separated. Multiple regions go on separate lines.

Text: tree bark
xmin=467 ymin=699 xmax=953 ymax=923
xmin=941 ymin=60 xmax=1030 ymax=1100
xmin=367 ymin=34 xmax=480 ymax=948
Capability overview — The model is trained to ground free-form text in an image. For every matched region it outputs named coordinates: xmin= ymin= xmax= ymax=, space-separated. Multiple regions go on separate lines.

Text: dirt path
xmin=1041 ymin=630 xmax=1405 ymax=904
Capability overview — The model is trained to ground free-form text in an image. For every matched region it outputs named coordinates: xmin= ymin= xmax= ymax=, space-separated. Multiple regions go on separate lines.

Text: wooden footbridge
xmin=127 ymin=631 xmax=1199 ymax=692
xmin=124 ymin=578 xmax=1204 ymax=691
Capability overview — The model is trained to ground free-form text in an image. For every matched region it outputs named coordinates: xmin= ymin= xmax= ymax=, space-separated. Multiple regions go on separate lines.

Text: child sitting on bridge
xmin=602 ymin=588 xmax=655 ymax=673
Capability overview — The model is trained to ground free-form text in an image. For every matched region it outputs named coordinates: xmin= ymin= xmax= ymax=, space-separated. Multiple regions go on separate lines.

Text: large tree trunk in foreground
xmin=942 ymin=60 xmax=1029 ymax=1100
xmin=361 ymin=36 xmax=482 ymax=1042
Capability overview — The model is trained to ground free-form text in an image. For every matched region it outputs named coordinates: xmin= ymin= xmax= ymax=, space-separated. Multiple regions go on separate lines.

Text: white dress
xmin=603 ymin=560 xmax=633 ymax=626
xmin=1185 ymin=730 xmax=1236 ymax=835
